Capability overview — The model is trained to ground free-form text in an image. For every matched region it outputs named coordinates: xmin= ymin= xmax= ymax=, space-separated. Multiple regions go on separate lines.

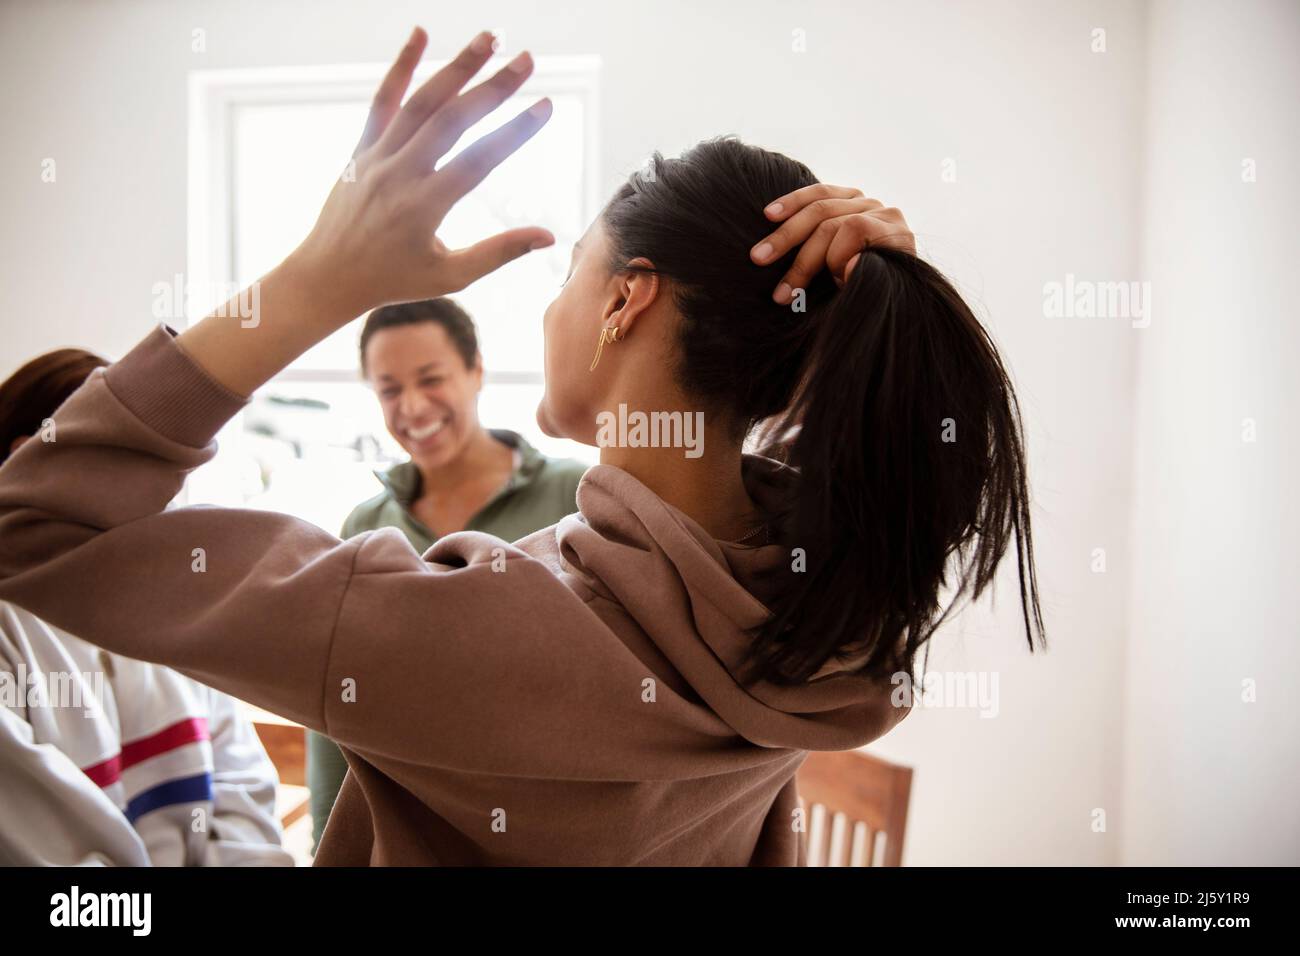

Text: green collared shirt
xmin=340 ymin=429 xmax=587 ymax=550
xmin=307 ymin=429 xmax=588 ymax=849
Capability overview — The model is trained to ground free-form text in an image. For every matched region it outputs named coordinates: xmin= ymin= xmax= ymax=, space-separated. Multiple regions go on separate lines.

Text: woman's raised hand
xmin=292 ymin=28 xmax=555 ymax=317
xmin=748 ymin=184 xmax=915 ymax=304
xmin=175 ymin=29 xmax=555 ymax=398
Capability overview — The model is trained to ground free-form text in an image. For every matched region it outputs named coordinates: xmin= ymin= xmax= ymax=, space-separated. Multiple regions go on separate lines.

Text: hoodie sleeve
xmin=0 ymin=325 xmax=357 ymax=732
xmin=0 ymin=325 xmax=665 ymax=781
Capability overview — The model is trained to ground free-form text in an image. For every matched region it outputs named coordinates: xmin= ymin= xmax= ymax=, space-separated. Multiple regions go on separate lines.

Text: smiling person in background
xmin=306 ymin=297 xmax=587 ymax=851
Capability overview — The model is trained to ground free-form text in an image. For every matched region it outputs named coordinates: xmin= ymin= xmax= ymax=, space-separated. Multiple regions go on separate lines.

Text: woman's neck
xmin=599 ymin=435 xmax=762 ymax=542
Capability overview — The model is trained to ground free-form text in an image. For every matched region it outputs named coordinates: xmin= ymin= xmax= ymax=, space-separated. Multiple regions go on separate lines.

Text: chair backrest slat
xmin=796 ymin=750 xmax=913 ymax=867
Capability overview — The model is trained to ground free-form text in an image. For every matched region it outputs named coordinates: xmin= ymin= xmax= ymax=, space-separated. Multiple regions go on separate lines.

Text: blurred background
xmin=0 ymin=0 xmax=1296 ymax=865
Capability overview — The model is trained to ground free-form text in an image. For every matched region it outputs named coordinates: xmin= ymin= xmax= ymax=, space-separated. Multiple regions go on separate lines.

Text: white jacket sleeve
xmin=0 ymin=705 xmax=151 ymax=867
xmin=198 ymin=687 xmax=294 ymax=866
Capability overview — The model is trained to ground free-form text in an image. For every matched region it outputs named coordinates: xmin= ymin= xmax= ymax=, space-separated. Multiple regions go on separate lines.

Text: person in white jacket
xmin=0 ymin=601 xmax=293 ymax=866
xmin=0 ymin=347 xmax=291 ymax=866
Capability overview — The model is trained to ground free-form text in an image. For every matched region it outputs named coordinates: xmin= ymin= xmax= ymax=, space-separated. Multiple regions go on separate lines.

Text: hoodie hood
xmin=555 ymin=454 xmax=910 ymax=751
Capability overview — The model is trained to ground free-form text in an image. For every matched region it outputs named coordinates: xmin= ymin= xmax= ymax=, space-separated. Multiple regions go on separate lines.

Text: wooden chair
xmin=248 ymin=708 xmax=312 ymax=830
xmin=796 ymin=749 xmax=913 ymax=867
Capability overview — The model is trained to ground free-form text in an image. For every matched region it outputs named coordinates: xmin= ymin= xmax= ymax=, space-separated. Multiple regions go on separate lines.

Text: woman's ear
xmin=602 ymin=257 xmax=660 ymax=334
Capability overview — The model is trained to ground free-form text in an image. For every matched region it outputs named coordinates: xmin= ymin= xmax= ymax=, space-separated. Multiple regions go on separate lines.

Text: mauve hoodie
xmin=0 ymin=325 xmax=910 ymax=866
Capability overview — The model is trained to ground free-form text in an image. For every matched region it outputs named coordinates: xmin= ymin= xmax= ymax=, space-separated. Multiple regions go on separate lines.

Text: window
xmin=184 ymin=57 xmax=601 ymax=530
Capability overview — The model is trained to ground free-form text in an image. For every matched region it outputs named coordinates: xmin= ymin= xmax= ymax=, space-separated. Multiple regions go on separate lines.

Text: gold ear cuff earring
xmin=588 ymin=324 xmax=624 ymax=372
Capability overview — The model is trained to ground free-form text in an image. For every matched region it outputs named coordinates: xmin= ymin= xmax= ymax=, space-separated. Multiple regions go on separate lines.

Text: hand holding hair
xmin=748 ymin=184 xmax=915 ymax=304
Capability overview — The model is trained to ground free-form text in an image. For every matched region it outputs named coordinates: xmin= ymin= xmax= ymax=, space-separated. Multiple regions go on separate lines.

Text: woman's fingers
xmin=773 ymin=210 xmax=914 ymax=302
xmin=439 ymin=225 xmax=556 ymax=293
xmin=373 ymin=30 xmax=499 ymax=158
xmin=396 ymin=51 xmax=538 ymax=176
xmin=825 ymin=217 xmax=875 ymax=278
xmin=751 ymin=197 xmax=882 ymax=265
xmin=426 ymin=98 xmax=553 ymax=221
xmin=842 ymin=252 xmax=862 ymax=281
xmin=354 ymin=27 xmax=428 ymax=157
xmin=860 ymin=207 xmax=917 ymax=254
xmin=418 ymin=98 xmax=555 ymax=292
xmin=763 ymin=182 xmax=865 ymax=221
xmin=755 ymin=185 xmax=918 ymax=302
xmin=773 ymin=220 xmax=838 ymax=304
xmin=292 ymin=29 xmax=554 ymax=309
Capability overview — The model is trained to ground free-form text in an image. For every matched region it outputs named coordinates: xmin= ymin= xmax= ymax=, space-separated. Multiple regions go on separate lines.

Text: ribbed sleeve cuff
xmin=104 ymin=323 xmax=249 ymax=446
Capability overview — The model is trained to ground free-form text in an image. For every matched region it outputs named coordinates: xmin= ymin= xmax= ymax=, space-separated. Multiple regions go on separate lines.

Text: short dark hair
xmin=359 ymin=298 xmax=479 ymax=373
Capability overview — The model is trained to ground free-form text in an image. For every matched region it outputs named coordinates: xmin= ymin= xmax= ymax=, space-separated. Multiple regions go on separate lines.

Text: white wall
xmin=1122 ymin=0 xmax=1300 ymax=865
xmin=5 ymin=0 xmax=1287 ymax=866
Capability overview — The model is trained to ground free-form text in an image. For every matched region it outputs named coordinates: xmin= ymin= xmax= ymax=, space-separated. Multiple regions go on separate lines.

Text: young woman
xmin=308 ymin=297 xmax=587 ymax=850
xmin=0 ymin=28 xmax=1043 ymax=865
